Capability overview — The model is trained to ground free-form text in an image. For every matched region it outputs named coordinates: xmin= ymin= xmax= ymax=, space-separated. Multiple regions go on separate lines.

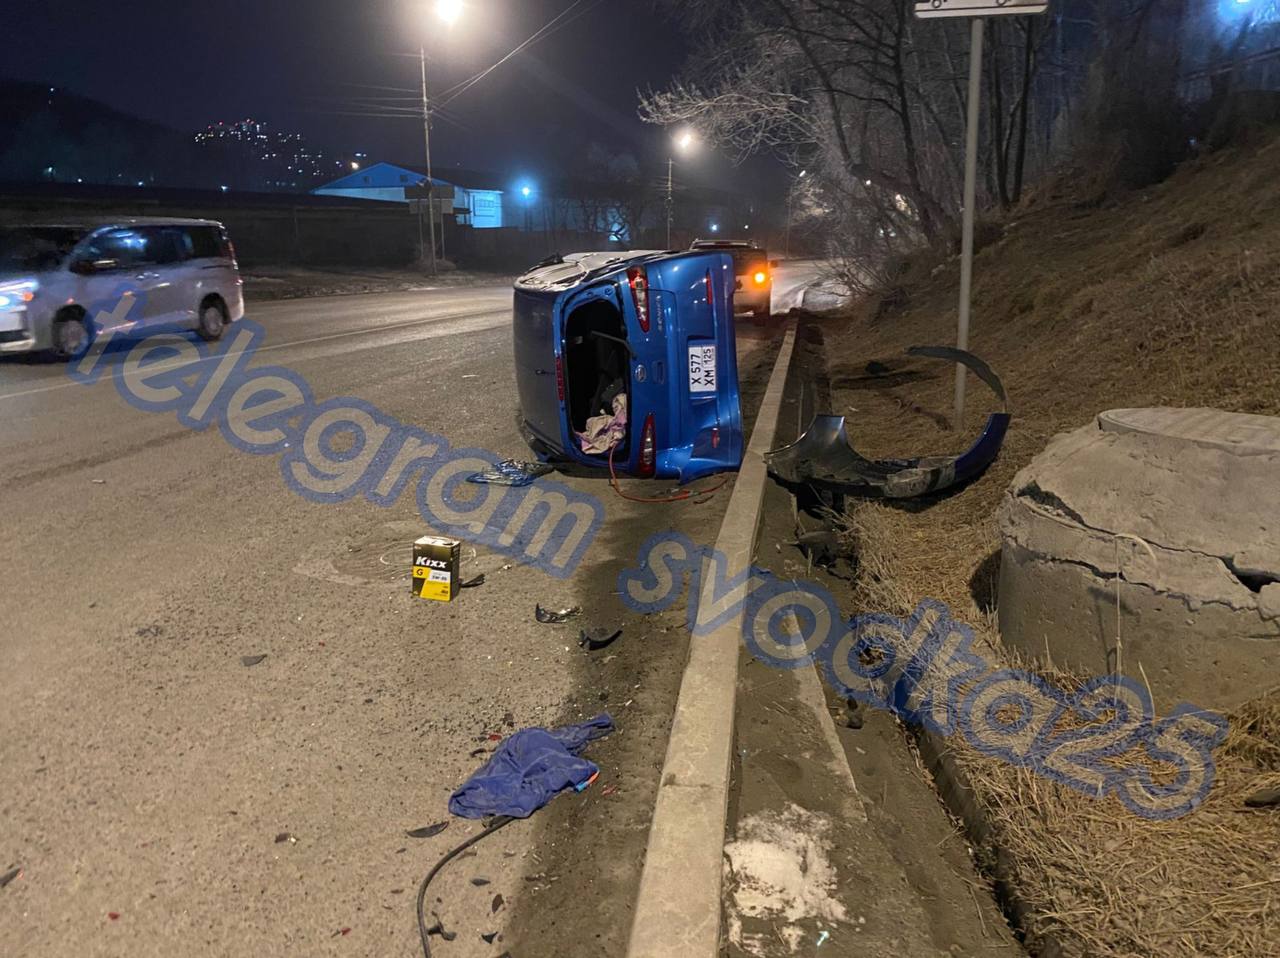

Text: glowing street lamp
xmin=419 ymin=0 xmax=466 ymax=275
xmin=436 ymin=0 xmax=464 ymax=25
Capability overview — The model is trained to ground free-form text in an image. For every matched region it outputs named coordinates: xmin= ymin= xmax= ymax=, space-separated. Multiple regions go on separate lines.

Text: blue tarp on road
xmin=448 ymin=714 xmax=615 ymax=819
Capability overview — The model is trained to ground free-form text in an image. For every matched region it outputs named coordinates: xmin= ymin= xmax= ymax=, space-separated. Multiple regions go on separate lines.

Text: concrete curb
xmin=912 ymin=727 xmax=1066 ymax=957
xmin=625 ymin=326 xmax=798 ymax=958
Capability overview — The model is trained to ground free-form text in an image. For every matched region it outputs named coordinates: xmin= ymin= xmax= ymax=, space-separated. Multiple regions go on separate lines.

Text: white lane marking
xmin=0 ymin=305 xmax=509 ymax=403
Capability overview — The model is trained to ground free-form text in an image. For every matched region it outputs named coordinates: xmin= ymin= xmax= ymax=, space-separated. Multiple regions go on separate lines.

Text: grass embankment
xmin=819 ymin=135 xmax=1280 ymax=957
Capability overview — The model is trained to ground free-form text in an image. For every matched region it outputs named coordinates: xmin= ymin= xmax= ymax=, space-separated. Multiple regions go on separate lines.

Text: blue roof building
xmin=312 ymin=162 xmax=506 ymax=229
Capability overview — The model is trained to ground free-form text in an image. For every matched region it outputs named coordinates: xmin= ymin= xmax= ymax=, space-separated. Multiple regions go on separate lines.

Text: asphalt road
xmin=0 ymin=269 xmax=810 ymax=957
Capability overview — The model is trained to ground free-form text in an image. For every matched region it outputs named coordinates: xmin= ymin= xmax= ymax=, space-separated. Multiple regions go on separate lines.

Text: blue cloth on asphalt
xmin=448 ymin=714 xmax=615 ymax=819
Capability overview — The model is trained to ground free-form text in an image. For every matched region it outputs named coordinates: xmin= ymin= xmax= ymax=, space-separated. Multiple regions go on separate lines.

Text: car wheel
xmin=197 ymin=298 xmax=227 ymax=342
xmin=50 ymin=311 xmax=92 ymax=362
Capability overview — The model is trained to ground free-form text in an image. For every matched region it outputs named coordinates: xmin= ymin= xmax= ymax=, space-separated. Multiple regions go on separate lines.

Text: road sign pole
xmin=954 ymin=16 xmax=985 ymax=431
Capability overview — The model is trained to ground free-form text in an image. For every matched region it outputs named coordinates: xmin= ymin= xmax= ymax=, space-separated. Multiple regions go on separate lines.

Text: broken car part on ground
xmin=765 ymin=346 xmax=1011 ymax=499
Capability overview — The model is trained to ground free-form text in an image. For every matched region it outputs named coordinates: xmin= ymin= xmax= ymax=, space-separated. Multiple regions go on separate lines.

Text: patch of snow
xmin=723 ymin=804 xmax=847 ymax=955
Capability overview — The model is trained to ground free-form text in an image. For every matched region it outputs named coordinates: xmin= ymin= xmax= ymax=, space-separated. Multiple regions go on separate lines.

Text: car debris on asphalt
xmin=535 ymin=604 xmax=582 ymax=624
xmin=466 ymin=459 xmax=555 ymax=487
xmin=406 ymin=822 xmax=449 ymax=839
xmin=578 ymin=628 xmax=622 ymax=652
xmin=240 ymin=655 xmax=267 ymax=667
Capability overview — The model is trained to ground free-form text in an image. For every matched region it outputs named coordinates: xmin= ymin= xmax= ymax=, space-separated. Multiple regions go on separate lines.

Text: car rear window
xmin=186 ymin=225 xmax=229 ymax=259
xmin=731 ymin=250 xmax=767 ymax=275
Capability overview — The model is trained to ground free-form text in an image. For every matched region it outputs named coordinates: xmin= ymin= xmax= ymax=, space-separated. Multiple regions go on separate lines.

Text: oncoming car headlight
xmin=0 ymin=279 xmax=38 ymax=311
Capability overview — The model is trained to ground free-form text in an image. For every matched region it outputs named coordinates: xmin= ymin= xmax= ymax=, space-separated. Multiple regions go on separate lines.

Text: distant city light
xmin=799 ymin=170 xmax=808 ymax=178
xmin=136 ymin=181 xmax=144 ymax=187
xmin=710 ymin=223 xmax=719 ymax=233
xmin=220 ymin=185 xmax=229 ymax=192
xmin=351 ymin=161 xmax=361 ymax=170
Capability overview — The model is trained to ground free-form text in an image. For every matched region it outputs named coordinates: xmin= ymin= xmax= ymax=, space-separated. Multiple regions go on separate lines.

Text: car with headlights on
xmin=0 ymin=218 xmax=244 ymax=360
xmin=690 ymin=239 xmax=776 ymax=323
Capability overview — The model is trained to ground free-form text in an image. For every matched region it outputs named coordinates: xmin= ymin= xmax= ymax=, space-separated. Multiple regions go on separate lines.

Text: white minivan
xmin=0 ymin=217 xmax=245 ymax=360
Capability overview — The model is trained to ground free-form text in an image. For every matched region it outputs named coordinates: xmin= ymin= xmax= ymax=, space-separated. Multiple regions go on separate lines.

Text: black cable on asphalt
xmin=416 ymin=815 xmax=517 ymax=958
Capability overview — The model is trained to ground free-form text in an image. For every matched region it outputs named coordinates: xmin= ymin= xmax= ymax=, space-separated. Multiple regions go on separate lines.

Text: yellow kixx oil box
xmin=412 ymin=536 xmax=461 ymax=603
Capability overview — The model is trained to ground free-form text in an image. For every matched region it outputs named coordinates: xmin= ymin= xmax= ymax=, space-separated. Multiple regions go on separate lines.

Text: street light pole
xmin=666 ymin=156 xmax=674 ymax=249
xmin=419 ymin=44 xmax=438 ymax=277
xmin=785 ymin=170 xmax=806 ymax=259
xmin=953 ymin=17 xmax=984 ymax=430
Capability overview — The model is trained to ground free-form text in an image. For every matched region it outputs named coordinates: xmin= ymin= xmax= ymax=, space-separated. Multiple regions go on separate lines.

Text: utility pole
xmin=784 ymin=193 xmax=793 ymax=258
xmin=785 ymin=170 xmax=806 ymax=259
xmin=665 ymin=156 xmax=674 ymax=249
xmin=419 ymin=45 xmax=438 ymax=277
xmin=954 ymin=17 xmax=984 ymax=430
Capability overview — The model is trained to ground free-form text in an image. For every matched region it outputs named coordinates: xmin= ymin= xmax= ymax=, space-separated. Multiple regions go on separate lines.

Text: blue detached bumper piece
xmin=765 ymin=346 xmax=1011 ymax=499
xmin=448 ymin=714 xmax=615 ymax=819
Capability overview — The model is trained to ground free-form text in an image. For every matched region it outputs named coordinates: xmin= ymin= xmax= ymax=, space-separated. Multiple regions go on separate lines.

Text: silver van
xmin=0 ymin=217 xmax=245 ymax=360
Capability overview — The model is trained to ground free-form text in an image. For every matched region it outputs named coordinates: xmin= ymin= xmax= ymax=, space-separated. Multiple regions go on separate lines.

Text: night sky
xmin=6 ymin=0 xmax=775 ymax=195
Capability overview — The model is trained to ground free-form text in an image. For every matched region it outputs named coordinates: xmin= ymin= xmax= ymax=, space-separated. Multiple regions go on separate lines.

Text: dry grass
xmin=820 ymin=134 xmax=1280 ymax=958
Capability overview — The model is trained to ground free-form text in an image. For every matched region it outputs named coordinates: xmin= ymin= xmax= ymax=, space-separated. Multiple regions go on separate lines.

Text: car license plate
xmin=688 ymin=345 xmax=717 ymax=394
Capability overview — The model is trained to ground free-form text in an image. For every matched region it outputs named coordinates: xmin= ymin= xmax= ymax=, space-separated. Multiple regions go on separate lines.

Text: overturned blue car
xmin=513 ymin=250 xmax=743 ymax=483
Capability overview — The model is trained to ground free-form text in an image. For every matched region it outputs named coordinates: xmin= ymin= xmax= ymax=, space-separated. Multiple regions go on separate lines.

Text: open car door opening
xmin=563 ymin=299 xmax=630 ymax=460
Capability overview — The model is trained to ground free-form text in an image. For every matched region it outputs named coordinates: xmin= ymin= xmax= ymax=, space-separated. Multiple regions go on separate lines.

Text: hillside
xmin=817 ymin=133 xmax=1280 ymax=957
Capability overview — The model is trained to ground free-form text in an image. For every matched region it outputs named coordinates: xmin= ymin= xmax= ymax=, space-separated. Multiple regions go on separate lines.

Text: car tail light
xmin=753 ymin=270 xmax=768 ymax=286
xmin=627 ymin=266 xmax=650 ymax=333
xmin=555 ymin=355 xmax=566 ymax=403
xmin=705 ymin=270 xmax=714 ymax=308
xmin=637 ymin=413 xmax=657 ymax=477
xmin=220 ymin=229 xmax=239 ymax=267
xmin=711 ymin=426 xmax=720 ymax=449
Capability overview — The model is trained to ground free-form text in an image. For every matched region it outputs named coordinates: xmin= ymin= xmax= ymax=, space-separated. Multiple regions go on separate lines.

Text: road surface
xmin=0 ymin=269 xmax=806 ymax=957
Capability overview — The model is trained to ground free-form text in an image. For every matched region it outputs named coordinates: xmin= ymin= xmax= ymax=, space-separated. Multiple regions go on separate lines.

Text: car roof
xmin=515 ymin=249 xmax=674 ymax=292
xmin=690 ymin=239 xmax=761 ymax=250
xmin=8 ymin=217 xmax=225 ymax=230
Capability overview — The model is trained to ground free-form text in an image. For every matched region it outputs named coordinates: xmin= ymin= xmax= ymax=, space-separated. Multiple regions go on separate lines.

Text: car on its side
xmin=0 ymin=217 xmax=244 ymax=360
xmin=689 ymin=239 xmax=776 ymax=323
xmin=513 ymin=249 xmax=743 ymax=483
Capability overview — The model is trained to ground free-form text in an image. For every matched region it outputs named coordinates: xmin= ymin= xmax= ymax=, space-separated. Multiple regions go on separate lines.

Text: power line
xmin=434 ymin=0 xmax=606 ymax=109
